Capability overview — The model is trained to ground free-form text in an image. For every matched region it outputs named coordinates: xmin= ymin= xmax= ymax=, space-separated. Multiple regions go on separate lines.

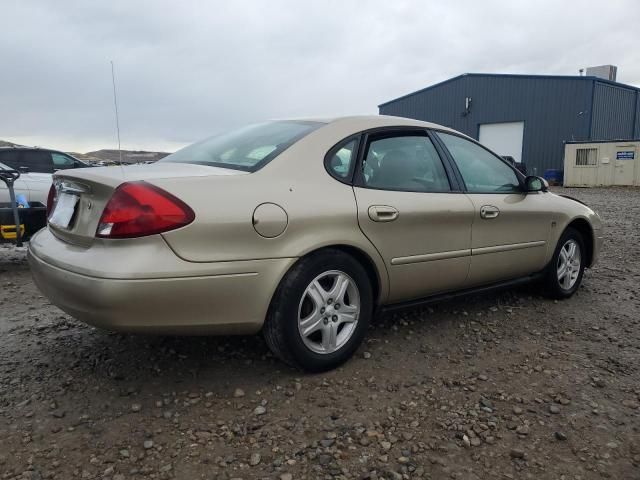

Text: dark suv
xmin=0 ymin=147 xmax=89 ymax=173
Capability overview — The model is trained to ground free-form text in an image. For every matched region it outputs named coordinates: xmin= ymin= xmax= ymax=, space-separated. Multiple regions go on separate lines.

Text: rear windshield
xmin=160 ymin=120 xmax=323 ymax=172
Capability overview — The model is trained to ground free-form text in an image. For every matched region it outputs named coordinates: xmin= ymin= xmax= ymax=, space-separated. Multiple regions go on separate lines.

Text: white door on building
xmin=478 ymin=122 xmax=525 ymax=163
xmin=613 ymin=146 xmax=636 ymax=186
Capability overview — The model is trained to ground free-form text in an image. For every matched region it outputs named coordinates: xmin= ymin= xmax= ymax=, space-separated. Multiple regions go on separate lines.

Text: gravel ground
xmin=1 ymin=187 xmax=639 ymax=480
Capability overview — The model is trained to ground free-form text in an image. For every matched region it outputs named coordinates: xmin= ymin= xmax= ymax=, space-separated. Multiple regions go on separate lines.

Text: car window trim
xmin=352 ymin=127 xmax=462 ymax=194
xmin=432 ymin=129 xmax=526 ymax=194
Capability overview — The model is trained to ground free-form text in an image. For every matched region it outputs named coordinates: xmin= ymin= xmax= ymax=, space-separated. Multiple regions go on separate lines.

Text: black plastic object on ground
xmin=0 ymin=202 xmax=47 ymax=243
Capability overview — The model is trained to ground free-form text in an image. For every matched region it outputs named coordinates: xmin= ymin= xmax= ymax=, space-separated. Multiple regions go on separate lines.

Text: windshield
xmin=160 ymin=120 xmax=323 ymax=172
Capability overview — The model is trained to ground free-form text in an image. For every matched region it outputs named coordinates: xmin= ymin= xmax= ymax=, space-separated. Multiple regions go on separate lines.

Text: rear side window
xmin=0 ymin=150 xmax=54 ymax=173
xmin=326 ymin=138 xmax=358 ymax=180
xmin=23 ymin=151 xmax=54 ymax=173
xmin=437 ymin=132 xmax=520 ymax=193
xmin=363 ymin=133 xmax=451 ymax=192
xmin=161 ymin=120 xmax=322 ymax=172
xmin=0 ymin=150 xmax=21 ymax=170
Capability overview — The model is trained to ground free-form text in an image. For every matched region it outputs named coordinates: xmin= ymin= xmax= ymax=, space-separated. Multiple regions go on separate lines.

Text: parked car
xmin=28 ymin=116 xmax=603 ymax=371
xmin=0 ymin=147 xmax=89 ymax=204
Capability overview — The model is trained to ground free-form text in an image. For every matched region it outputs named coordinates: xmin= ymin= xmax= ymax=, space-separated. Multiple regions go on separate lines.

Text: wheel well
xmin=567 ymin=218 xmax=594 ymax=267
xmin=304 ymin=245 xmax=382 ymax=304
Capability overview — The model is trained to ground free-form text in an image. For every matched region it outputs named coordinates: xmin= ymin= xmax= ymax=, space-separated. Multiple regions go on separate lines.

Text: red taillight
xmin=46 ymin=184 xmax=57 ymax=218
xmin=96 ymin=182 xmax=195 ymax=239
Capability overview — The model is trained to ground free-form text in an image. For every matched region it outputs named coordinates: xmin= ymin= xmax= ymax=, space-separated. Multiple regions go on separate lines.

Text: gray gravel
xmin=1 ymin=187 xmax=639 ymax=479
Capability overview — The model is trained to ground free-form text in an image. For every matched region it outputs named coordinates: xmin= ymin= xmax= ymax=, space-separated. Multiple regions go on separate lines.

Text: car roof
xmin=280 ymin=115 xmax=456 ymax=132
xmin=0 ymin=146 xmax=83 ymax=161
xmin=0 ymin=146 xmax=64 ymax=153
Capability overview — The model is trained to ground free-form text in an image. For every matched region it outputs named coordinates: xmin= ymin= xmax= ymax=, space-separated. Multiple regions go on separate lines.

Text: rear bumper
xmin=28 ymin=228 xmax=296 ymax=334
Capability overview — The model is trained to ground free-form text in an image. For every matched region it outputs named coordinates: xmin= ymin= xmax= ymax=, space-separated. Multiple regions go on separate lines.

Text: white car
xmin=0 ymin=147 xmax=89 ymax=205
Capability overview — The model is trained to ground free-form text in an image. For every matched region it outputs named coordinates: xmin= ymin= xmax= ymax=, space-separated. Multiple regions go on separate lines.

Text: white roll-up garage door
xmin=478 ymin=121 xmax=524 ymax=163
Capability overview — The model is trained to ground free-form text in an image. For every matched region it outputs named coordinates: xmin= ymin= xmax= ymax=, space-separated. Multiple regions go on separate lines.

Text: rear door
xmin=435 ymin=131 xmax=553 ymax=286
xmin=353 ymin=129 xmax=474 ymax=303
xmin=15 ymin=151 xmax=54 ymax=204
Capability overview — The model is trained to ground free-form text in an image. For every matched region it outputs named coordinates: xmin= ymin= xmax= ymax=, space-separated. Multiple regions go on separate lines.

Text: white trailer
xmin=563 ymin=140 xmax=640 ymax=187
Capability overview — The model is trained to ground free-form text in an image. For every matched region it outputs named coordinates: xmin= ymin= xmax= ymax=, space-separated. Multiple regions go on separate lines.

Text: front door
xmin=353 ymin=130 xmax=474 ymax=303
xmin=613 ymin=146 xmax=636 ymax=186
xmin=436 ymin=131 xmax=553 ymax=286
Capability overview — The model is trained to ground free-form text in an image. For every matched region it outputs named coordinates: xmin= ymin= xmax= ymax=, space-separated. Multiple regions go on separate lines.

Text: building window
xmin=575 ymin=148 xmax=597 ymax=166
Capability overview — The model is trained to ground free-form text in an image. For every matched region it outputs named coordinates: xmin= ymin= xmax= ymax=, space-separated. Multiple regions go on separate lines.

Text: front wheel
xmin=543 ymin=227 xmax=586 ymax=299
xmin=263 ymin=249 xmax=373 ymax=372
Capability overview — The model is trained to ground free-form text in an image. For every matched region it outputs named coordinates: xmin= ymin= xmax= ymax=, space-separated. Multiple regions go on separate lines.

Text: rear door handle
xmin=368 ymin=205 xmax=399 ymax=222
xmin=480 ymin=205 xmax=500 ymax=219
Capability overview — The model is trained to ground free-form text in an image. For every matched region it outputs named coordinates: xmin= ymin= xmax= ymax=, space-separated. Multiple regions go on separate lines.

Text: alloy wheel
xmin=297 ymin=270 xmax=360 ymax=354
xmin=557 ymin=239 xmax=581 ymax=290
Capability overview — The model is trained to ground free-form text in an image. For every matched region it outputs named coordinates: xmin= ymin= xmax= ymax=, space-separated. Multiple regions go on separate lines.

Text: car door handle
xmin=480 ymin=205 xmax=500 ymax=219
xmin=368 ymin=205 xmax=399 ymax=222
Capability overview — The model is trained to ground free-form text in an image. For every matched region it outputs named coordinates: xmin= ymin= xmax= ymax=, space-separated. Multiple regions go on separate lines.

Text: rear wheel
xmin=264 ymin=249 xmax=373 ymax=372
xmin=543 ymin=227 xmax=586 ymax=299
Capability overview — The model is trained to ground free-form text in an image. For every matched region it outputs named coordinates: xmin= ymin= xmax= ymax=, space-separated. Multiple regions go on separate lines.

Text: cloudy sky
xmin=1 ymin=0 xmax=638 ymax=153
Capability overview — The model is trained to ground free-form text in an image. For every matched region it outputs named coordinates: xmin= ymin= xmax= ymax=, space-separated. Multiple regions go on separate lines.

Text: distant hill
xmin=0 ymin=140 xmax=22 ymax=148
xmin=1 ymin=139 xmax=171 ymax=164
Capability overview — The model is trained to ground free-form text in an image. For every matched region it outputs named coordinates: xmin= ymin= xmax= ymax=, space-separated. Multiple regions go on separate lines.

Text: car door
xmin=435 ymin=131 xmax=554 ymax=286
xmin=19 ymin=150 xmax=55 ymax=204
xmin=352 ymin=129 xmax=475 ymax=303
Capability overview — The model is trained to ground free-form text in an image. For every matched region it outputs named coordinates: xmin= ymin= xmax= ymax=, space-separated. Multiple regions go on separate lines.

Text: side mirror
xmin=18 ymin=166 xmax=30 ymax=174
xmin=524 ymin=175 xmax=548 ymax=192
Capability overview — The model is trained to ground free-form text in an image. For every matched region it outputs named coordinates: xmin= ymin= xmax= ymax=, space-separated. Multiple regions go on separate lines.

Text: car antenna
xmin=110 ymin=60 xmax=125 ymax=177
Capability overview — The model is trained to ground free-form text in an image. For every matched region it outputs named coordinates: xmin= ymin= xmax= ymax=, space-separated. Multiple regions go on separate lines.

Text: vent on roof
xmin=585 ymin=65 xmax=617 ymax=81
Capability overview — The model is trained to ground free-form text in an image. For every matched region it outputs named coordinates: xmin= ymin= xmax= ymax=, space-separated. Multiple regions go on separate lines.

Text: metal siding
xmin=634 ymin=92 xmax=640 ymax=139
xmin=380 ymin=75 xmax=593 ymax=174
xmin=590 ymin=82 xmax=637 ymax=140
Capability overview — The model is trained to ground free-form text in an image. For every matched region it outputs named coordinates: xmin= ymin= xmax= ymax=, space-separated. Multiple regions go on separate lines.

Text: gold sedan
xmin=28 ymin=116 xmax=603 ymax=371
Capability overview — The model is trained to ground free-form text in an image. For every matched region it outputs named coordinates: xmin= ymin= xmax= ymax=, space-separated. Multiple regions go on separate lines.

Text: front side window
xmin=161 ymin=121 xmax=322 ymax=172
xmin=51 ymin=152 xmax=76 ymax=169
xmin=437 ymin=132 xmax=520 ymax=193
xmin=362 ymin=133 xmax=451 ymax=192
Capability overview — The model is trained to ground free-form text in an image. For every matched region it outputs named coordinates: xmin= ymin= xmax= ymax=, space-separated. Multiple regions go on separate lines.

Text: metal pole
xmin=111 ymin=60 xmax=123 ymax=165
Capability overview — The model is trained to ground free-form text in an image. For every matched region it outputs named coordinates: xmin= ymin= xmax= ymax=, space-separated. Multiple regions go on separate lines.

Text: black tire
xmin=263 ymin=249 xmax=373 ymax=372
xmin=543 ymin=227 xmax=586 ymax=299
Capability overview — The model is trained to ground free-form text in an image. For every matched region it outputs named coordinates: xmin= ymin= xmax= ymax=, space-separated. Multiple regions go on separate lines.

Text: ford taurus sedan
xmin=28 ymin=116 xmax=603 ymax=371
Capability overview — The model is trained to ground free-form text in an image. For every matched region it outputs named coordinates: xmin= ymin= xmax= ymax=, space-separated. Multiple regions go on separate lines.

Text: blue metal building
xmin=378 ymin=73 xmax=640 ymax=175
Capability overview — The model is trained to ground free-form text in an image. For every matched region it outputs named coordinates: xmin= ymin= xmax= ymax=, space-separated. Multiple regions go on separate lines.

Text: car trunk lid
xmin=48 ymin=162 xmax=247 ymax=247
